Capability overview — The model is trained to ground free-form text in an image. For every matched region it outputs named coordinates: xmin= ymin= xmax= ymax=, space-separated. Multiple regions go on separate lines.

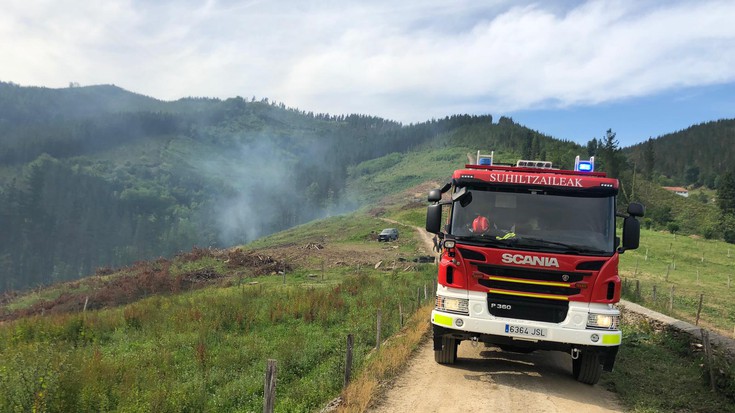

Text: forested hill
xmin=623 ymin=119 xmax=735 ymax=187
xmin=1 ymin=82 xmax=579 ymax=293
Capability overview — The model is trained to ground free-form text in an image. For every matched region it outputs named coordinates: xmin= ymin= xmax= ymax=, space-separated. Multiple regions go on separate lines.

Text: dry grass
xmin=336 ymin=303 xmax=434 ymax=413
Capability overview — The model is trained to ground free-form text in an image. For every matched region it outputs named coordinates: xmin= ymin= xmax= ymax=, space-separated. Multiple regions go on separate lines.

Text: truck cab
xmin=426 ymin=151 xmax=644 ymax=384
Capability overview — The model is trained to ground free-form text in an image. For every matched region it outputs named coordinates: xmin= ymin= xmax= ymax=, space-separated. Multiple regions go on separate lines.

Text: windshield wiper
xmin=513 ymin=237 xmax=607 ymax=254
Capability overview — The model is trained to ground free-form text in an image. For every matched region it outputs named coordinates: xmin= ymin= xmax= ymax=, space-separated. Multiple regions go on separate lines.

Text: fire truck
xmin=425 ymin=151 xmax=644 ymax=384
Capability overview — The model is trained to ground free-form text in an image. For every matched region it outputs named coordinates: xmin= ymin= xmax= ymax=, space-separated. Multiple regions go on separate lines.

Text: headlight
xmin=435 ymin=295 xmax=469 ymax=315
xmin=587 ymin=313 xmax=620 ymax=330
xmin=443 ymin=240 xmax=456 ymax=249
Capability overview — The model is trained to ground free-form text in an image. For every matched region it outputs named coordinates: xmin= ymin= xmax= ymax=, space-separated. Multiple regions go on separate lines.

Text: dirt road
xmin=370 ymin=222 xmax=624 ymax=413
xmin=369 ymin=341 xmax=623 ymax=412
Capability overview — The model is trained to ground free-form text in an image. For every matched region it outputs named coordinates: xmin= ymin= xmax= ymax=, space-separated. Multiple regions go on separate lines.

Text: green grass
xmin=602 ymin=319 xmax=735 ymax=412
xmin=245 ymin=213 xmax=422 ymax=258
xmin=246 ymin=214 xmax=388 ymax=249
xmin=619 ymin=228 xmax=735 ymax=336
xmin=347 ymin=146 xmax=467 ymax=202
xmin=0 ymin=205 xmax=439 ymax=412
xmin=0 ymin=265 xmax=436 ymax=412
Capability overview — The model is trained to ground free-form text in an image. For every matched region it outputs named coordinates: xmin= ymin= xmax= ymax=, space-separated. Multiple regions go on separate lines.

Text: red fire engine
xmin=426 ymin=151 xmax=644 ymax=384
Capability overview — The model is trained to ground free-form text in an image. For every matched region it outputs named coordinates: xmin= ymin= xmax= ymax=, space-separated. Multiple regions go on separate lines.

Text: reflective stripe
xmin=488 ymin=276 xmax=571 ymax=288
xmin=488 ymin=289 xmax=569 ymax=301
xmin=433 ymin=313 xmax=453 ymax=327
xmin=602 ymin=334 xmax=621 ymax=345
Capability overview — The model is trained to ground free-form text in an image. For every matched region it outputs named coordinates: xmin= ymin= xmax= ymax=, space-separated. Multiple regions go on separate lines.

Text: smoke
xmin=193 ymin=132 xmax=353 ymax=247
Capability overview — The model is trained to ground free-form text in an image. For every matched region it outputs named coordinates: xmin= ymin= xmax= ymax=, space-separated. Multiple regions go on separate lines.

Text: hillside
xmin=0 ymin=83 xmax=586 ymax=293
xmin=624 ymin=119 xmax=735 ymax=187
xmin=2 ymin=81 xmax=732 ymax=294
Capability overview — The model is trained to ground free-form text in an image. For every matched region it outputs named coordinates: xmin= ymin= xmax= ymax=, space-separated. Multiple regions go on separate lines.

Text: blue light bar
xmin=577 ymin=161 xmax=593 ymax=172
xmin=574 ymin=155 xmax=595 ymax=172
xmin=476 ymin=150 xmax=494 ymax=166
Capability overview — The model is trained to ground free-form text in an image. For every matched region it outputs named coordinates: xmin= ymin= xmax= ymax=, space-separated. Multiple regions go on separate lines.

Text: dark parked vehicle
xmin=378 ymin=228 xmax=399 ymax=242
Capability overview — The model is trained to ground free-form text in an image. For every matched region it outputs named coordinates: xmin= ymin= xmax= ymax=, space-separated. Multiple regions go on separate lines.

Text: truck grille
xmin=487 ymin=293 xmax=568 ymax=323
xmin=476 ymin=264 xmax=591 ymax=323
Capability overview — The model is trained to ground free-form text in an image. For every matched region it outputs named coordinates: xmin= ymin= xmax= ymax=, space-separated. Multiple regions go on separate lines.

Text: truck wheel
xmin=434 ymin=337 xmax=458 ymax=364
xmin=573 ymin=351 xmax=602 ymax=385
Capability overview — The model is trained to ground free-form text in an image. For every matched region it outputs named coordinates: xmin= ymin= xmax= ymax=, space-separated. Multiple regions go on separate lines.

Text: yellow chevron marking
xmin=488 ymin=276 xmax=571 ymax=288
xmin=488 ymin=289 xmax=569 ymax=301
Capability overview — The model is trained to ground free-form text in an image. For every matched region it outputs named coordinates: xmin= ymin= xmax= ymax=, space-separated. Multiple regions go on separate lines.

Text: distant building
xmin=662 ymin=186 xmax=689 ymax=197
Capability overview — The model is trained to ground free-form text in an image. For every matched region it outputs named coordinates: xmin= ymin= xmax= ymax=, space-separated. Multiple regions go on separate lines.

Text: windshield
xmin=449 ymin=187 xmax=616 ymax=254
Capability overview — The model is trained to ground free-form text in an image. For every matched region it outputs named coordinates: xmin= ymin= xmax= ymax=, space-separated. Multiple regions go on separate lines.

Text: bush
xmin=721 ymin=214 xmax=735 ymax=244
xmin=667 ymin=222 xmax=680 ymax=234
xmin=702 ymin=225 xmax=717 ymax=239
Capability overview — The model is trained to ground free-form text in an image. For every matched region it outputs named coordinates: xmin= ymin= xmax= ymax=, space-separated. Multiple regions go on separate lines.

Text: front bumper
xmin=431 ymin=308 xmax=621 ymax=347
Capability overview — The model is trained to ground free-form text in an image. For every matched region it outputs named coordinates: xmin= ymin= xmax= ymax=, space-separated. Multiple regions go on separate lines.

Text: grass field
xmin=619 ymin=228 xmax=735 ymax=337
xmin=0 ymin=210 xmax=437 ymax=412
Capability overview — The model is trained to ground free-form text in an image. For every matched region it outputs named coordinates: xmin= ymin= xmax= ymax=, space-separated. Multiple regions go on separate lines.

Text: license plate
xmin=505 ymin=324 xmax=547 ymax=338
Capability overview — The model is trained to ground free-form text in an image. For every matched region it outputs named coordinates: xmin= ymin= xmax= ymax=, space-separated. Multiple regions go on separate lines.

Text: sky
xmin=2 ymin=0 xmax=735 ymax=147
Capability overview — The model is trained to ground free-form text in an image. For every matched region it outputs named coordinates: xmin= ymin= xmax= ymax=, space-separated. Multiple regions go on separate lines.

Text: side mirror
xmin=428 ymin=189 xmax=442 ymax=203
xmin=627 ymin=202 xmax=645 ymax=217
xmin=622 ymin=216 xmax=640 ymax=250
xmin=426 ymin=204 xmax=442 ymax=234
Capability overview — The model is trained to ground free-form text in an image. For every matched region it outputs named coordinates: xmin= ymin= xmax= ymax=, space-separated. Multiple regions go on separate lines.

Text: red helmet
xmin=472 ymin=215 xmax=489 ymax=233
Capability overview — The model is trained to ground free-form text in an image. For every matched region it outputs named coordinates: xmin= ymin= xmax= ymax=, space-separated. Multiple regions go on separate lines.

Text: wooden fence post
xmin=263 ymin=359 xmax=277 ymax=413
xmin=652 ymin=285 xmax=657 ymax=302
xmin=399 ymin=303 xmax=403 ymax=328
xmin=424 ymin=283 xmax=428 ymax=300
xmin=696 ymin=294 xmax=704 ymax=326
xmin=83 ymin=296 xmax=89 ymax=322
xmin=669 ymin=286 xmax=675 ymax=313
xmin=376 ymin=309 xmax=382 ymax=350
xmin=700 ymin=329 xmax=716 ymax=392
xmin=344 ymin=334 xmax=353 ymax=387
xmin=635 ymin=280 xmax=640 ymax=300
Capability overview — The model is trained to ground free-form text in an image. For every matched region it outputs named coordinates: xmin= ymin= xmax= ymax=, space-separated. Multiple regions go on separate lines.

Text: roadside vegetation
xmin=0 ymin=211 xmax=436 ymax=412
xmin=602 ymin=319 xmax=735 ymax=412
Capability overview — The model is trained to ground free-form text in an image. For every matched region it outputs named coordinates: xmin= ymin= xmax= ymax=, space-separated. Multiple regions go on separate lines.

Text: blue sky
xmin=2 ymin=0 xmax=735 ymax=148
xmin=511 ymin=82 xmax=735 ymax=147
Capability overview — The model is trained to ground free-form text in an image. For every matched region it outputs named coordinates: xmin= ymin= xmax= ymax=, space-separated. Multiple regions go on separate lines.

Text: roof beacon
xmin=574 ymin=156 xmax=595 ymax=173
xmin=476 ymin=150 xmax=494 ymax=166
xmin=516 ymin=159 xmax=553 ymax=169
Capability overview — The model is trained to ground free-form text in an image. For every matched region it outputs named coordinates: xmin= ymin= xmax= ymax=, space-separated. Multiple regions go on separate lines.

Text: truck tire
xmin=573 ymin=351 xmax=602 ymax=385
xmin=434 ymin=336 xmax=458 ymax=364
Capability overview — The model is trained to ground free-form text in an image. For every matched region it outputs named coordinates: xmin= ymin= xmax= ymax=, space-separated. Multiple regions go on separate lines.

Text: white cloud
xmin=2 ymin=0 xmax=735 ymax=122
